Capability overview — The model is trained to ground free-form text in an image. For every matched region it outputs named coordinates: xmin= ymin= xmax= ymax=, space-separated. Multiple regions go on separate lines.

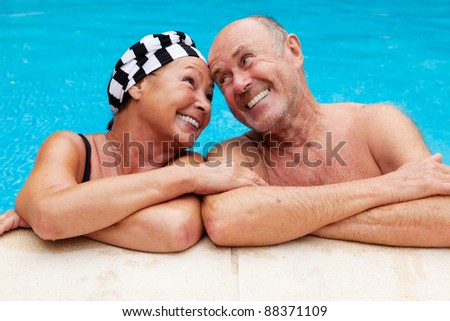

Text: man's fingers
xmin=429 ymin=153 xmax=443 ymax=163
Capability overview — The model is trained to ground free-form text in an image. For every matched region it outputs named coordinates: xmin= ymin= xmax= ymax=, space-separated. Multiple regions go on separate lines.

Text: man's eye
xmin=219 ymin=75 xmax=230 ymax=86
xmin=242 ymin=55 xmax=252 ymax=66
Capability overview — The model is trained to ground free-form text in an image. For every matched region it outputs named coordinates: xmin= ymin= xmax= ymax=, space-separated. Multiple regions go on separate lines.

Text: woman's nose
xmin=195 ymin=94 xmax=211 ymax=113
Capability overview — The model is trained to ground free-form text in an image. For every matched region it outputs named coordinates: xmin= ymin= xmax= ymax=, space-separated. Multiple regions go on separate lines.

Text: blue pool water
xmin=0 ymin=0 xmax=449 ymax=212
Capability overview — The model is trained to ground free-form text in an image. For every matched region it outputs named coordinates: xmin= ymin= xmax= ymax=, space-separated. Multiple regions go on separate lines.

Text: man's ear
xmin=286 ymin=34 xmax=304 ymax=67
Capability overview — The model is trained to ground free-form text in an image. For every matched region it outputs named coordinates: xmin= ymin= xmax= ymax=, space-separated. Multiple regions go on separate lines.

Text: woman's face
xmin=137 ymin=57 xmax=213 ymax=149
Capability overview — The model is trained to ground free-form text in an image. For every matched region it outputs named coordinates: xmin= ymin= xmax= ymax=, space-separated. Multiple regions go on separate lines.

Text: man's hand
xmin=382 ymin=153 xmax=450 ymax=203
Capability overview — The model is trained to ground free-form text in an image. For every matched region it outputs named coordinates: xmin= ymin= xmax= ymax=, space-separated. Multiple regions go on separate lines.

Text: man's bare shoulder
xmin=352 ymin=103 xmax=417 ymax=133
xmin=207 ymin=131 xmax=257 ymax=160
xmin=350 ymin=103 xmax=429 ymax=171
xmin=342 ymin=102 xmax=403 ymax=118
xmin=363 ymin=102 xmax=401 ymax=113
xmin=326 ymin=102 xmax=398 ymax=111
xmin=328 ymin=102 xmax=410 ymax=128
xmin=206 ymin=131 xmax=267 ymax=176
xmin=325 ymin=102 xmax=399 ymax=115
xmin=218 ymin=133 xmax=255 ymax=147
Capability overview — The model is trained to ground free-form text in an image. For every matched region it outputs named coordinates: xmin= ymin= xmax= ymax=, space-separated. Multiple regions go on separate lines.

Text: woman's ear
xmin=286 ymin=34 xmax=304 ymax=67
xmin=127 ymin=83 xmax=143 ymax=100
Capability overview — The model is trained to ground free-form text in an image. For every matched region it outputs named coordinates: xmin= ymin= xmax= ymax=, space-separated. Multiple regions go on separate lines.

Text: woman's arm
xmin=2 ymin=194 xmax=203 ymax=252
xmin=84 ymin=153 xmax=205 ymax=252
xmin=15 ymin=131 xmax=265 ymax=241
xmin=85 ymin=194 xmax=203 ymax=252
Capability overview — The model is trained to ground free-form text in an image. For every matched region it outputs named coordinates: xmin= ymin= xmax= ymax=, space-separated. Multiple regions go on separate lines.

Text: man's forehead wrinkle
xmin=231 ymin=46 xmax=246 ymax=59
xmin=213 ymin=44 xmax=249 ymax=69
xmin=209 ymin=28 xmax=254 ymax=80
xmin=209 ymin=48 xmax=235 ymax=80
xmin=211 ymin=66 xmax=222 ymax=82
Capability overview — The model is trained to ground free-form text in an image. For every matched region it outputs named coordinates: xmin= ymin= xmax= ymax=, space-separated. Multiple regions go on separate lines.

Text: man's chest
xmin=262 ymin=148 xmax=381 ymax=186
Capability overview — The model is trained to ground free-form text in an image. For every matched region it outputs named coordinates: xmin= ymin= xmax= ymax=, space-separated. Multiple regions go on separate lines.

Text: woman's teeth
xmin=177 ymin=114 xmax=199 ymax=129
xmin=247 ymin=89 xmax=269 ymax=109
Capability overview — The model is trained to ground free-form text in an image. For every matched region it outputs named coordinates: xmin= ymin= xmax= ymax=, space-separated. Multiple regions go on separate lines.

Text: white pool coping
xmin=1 ymin=229 xmax=449 ymax=300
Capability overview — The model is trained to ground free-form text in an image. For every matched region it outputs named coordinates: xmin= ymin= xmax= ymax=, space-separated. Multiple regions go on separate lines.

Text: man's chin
xmin=247 ymin=116 xmax=281 ymax=134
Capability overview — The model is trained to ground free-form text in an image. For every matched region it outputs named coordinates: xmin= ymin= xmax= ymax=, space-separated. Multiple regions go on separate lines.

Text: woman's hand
xmin=0 ymin=210 xmax=30 ymax=235
xmin=189 ymin=160 xmax=268 ymax=195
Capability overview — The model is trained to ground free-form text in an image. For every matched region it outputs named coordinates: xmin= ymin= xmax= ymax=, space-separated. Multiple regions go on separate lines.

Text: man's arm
xmin=202 ymin=135 xmax=450 ymax=246
xmin=312 ymin=104 xmax=450 ymax=247
xmin=312 ymin=196 xmax=450 ymax=247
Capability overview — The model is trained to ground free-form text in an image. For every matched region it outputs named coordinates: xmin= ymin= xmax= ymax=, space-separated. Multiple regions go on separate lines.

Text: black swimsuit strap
xmin=78 ymin=134 xmax=91 ymax=183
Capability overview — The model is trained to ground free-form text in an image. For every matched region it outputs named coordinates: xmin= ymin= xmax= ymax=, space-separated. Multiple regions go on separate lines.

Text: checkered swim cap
xmin=107 ymin=31 xmax=206 ymax=113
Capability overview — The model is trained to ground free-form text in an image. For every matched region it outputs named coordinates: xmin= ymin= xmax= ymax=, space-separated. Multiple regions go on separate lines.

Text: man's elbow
xmin=202 ymin=195 xmax=234 ymax=246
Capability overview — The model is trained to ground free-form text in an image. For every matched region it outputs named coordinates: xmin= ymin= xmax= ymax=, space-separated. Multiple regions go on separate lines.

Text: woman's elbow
xmin=33 ymin=217 xmax=60 ymax=241
xmin=163 ymin=208 xmax=204 ymax=252
xmin=18 ymin=199 xmax=64 ymax=241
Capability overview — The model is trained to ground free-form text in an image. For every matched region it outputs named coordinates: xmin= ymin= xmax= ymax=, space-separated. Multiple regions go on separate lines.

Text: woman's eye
xmin=184 ymin=77 xmax=194 ymax=85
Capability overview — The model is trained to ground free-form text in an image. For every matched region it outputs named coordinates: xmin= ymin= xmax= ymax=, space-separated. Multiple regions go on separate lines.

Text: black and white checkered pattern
xmin=107 ymin=31 xmax=206 ymax=113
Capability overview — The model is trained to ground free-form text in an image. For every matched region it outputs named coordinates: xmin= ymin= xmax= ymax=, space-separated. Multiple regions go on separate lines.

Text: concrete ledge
xmin=1 ymin=230 xmax=449 ymax=300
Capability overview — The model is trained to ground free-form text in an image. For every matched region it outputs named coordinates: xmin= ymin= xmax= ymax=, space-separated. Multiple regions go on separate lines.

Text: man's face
xmin=208 ymin=19 xmax=301 ymax=133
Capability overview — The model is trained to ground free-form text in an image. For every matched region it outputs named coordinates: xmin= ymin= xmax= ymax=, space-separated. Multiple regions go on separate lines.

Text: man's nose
xmin=232 ymin=69 xmax=251 ymax=94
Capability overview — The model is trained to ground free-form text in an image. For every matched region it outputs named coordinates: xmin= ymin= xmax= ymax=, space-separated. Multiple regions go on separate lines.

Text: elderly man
xmin=202 ymin=15 xmax=450 ymax=247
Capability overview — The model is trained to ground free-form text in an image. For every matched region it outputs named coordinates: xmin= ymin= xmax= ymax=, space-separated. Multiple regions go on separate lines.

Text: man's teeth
xmin=247 ymin=89 xmax=269 ymax=109
xmin=177 ymin=114 xmax=199 ymax=129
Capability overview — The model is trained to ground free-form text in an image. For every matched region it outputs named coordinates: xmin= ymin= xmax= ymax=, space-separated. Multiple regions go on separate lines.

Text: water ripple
xmin=0 ymin=12 xmax=45 ymax=17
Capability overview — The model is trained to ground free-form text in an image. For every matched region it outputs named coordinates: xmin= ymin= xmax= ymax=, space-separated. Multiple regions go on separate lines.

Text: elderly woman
xmin=0 ymin=31 xmax=266 ymax=252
